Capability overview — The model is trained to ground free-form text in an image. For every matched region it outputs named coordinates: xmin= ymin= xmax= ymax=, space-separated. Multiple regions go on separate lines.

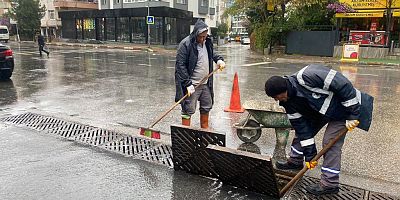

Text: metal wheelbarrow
xmin=233 ymin=100 xmax=292 ymax=161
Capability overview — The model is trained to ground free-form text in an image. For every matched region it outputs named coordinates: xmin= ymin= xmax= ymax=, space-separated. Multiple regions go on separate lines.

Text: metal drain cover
xmin=171 ymin=125 xmax=226 ymax=178
xmin=26 ymin=117 xmax=68 ymax=131
xmin=102 ymin=134 xmax=156 ymax=157
xmin=1 ymin=112 xmax=44 ymax=125
xmin=136 ymin=144 xmax=173 ymax=168
xmin=48 ymin=123 xmax=96 ymax=138
xmin=74 ymin=128 xmax=122 ymax=146
xmin=206 ymin=145 xmax=280 ymax=198
xmin=284 ymin=176 xmax=364 ymax=199
xmin=368 ymin=191 xmax=400 ymax=200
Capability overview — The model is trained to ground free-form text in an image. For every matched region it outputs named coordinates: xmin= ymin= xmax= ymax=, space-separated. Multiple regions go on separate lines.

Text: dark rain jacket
xmin=38 ymin=35 xmax=45 ymax=46
xmin=174 ymin=20 xmax=224 ymax=103
xmin=280 ymin=64 xmax=374 ymax=161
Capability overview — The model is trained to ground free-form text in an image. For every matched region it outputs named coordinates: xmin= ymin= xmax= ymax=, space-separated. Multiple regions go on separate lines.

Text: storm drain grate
xmin=102 ymin=134 xmax=156 ymax=157
xmin=0 ymin=112 xmax=44 ymax=125
xmin=74 ymin=128 xmax=123 ymax=146
xmin=48 ymin=123 xmax=97 ymax=138
xmin=284 ymin=176 xmax=364 ymax=200
xmin=136 ymin=144 xmax=173 ymax=168
xmin=25 ymin=117 xmax=68 ymax=131
xmin=206 ymin=145 xmax=280 ymax=198
xmin=171 ymin=125 xmax=225 ymax=178
xmin=368 ymin=191 xmax=400 ymax=200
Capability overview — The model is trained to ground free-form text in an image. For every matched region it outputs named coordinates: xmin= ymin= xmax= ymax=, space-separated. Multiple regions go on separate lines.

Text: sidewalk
xmin=20 ymin=40 xmax=400 ymax=66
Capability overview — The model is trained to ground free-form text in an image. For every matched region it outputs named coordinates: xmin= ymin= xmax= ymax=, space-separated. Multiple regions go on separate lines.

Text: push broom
xmin=139 ymin=66 xmax=223 ymax=139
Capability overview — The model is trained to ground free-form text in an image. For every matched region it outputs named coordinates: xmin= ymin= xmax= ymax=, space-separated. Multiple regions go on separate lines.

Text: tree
xmin=216 ymin=22 xmax=229 ymax=38
xmin=8 ymin=0 xmax=45 ymax=40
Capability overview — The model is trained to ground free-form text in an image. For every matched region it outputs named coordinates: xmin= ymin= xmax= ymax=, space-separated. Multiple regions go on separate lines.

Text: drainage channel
xmin=1 ymin=113 xmax=399 ymax=199
xmin=283 ymin=176 xmax=400 ymax=200
xmin=0 ymin=112 xmax=174 ymax=169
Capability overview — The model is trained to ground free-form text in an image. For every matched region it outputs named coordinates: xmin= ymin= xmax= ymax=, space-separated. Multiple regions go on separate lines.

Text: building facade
xmin=40 ymin=0 xmax=98 ymax=40
xmin=59 ymin=0 xmax=218 ymax=45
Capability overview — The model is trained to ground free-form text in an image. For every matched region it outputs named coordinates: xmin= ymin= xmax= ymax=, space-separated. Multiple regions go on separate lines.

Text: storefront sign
xmin=335 ymin=12 xmax=383 ymax=18
xmin=340 ymin=0 xmax=400 ymax=9
xmin=394 ymin=11 xmax=400 ymax=17
xmin=349 ymin=30 xmax=387 ymax=46
xmin=341 ymin=44 xmax=359 ymax=62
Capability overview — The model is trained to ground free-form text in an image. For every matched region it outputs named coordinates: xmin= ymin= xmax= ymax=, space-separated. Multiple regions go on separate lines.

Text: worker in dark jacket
xmin=175 ymin=19 xmax=225 ymax=129
xmin=37 ymin=34 xmax=49 ymax=57
xmin=264 ymin=64 xmax=373 ymax=195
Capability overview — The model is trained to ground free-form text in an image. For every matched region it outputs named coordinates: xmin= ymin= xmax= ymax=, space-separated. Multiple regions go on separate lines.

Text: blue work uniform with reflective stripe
xmin=279 ymin=64 xmax=373 ymax=161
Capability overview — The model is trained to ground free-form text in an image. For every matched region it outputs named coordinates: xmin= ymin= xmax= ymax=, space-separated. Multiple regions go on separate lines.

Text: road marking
xmin=258 ymin=66 xmax=278 ymax=69
xmin=240 ymin=62 xmax=272 ymax=67
xmin=138 ymin=64 xmax=151 ymax=66
xmin=358 ymin=73 xmax=379 ymax=77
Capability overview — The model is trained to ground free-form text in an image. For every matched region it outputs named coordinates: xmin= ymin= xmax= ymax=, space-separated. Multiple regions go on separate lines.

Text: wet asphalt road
xmin=0 ymin=42 xmax=400 ymax=198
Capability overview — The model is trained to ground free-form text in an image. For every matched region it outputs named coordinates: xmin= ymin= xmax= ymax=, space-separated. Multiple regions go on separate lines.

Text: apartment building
xmin=58 ymin=0 xmax=217 ymax=44
xmin=40 ymin=0 xmax=98 ymax=40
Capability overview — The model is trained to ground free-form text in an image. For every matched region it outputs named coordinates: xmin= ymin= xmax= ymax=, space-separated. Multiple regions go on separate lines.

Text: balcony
xmin=54 ymin=0 xmax=98 ymax=10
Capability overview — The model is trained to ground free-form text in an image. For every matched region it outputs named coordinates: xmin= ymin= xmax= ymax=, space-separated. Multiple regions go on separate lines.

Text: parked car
xmin=0 ymin=26 xmax=9 ymax=43
xmin=241 ymin=37 xmax=250 ymax=45
xmin=0 ymin=44 xmax=14 ymax=80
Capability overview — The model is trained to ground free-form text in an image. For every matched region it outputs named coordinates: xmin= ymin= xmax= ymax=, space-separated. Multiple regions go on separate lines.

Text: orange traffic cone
xmin=224 ymin=72 xmax=244 ymax=113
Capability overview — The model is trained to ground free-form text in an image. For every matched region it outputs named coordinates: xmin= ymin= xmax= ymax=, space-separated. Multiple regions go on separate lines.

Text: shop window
xmin=177 ymin=0 xmax=186 ymax=4
xmin=201 ymin=0 xmax=208 ymax=6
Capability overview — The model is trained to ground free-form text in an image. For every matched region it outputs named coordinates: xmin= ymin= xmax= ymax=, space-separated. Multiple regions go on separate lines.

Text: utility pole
xmin=147 ymin=0 xmax=150 ymax=48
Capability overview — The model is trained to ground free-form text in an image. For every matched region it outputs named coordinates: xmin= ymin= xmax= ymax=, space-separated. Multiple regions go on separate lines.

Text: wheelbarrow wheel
xmin=236 ymin=119 xmax=262 ymax=143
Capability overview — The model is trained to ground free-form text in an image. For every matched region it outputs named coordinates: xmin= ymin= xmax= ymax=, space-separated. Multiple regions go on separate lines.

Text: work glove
xmin=217 ymin=60 xmax=225 ymax=71
xmin=345 ymin=120 xmax=359 ymax=131
xmin=186 ymin=85 xmax=195 ymax=97
xmin=305 ymin=161 xmax=318 ymax=170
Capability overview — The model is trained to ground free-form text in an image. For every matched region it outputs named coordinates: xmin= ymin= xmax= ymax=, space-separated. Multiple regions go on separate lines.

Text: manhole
xmin=0 ymin=112 xmax=44 ymax=125
xmin=368 ymin=191 xmax=400 ymax=200
xmin=74 ymin=128 xmax=122 ymax=146
xmin=284 ymin=176 xmax=364 ymax=200
xmin=102 ymin=134 xmax=156 ymax=157
xmin=26 ymin=117 xmax=68 ymax=131
xmin=48 ymin=123 xmax=96 ymax=138
xmin=136 ymin=144 xmax=173 ymax=168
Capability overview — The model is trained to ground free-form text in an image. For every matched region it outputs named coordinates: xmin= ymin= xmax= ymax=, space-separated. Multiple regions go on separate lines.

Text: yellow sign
xmin=335 ymin=12 xmax=384 ymax=17
xmin=341 ymin=44 xmax=360 ymax=62
xmin=340 ymin=0 xmax=400 ymax=9
xmin=340 ymin=0 xmax=387 ymax=9
xmin=394 ymin=11 xmax=400 ymax=17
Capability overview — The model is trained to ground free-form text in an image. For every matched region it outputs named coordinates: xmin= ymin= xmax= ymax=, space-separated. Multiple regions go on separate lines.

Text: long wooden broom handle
xmin=279 ymin=128 xmax=348 ymax=197
xmin=148 ymin=67 xmax=222 ymax=128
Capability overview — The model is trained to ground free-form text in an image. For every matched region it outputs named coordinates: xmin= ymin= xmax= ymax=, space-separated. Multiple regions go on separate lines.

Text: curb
xmin=274 ymin=58 xmax=400 ymax=67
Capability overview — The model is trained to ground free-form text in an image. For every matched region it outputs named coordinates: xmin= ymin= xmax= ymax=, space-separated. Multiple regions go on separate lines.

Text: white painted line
xmin=138 ymin=64 xmax=151 ymax=66
xmin=240 ymin=61 xmax=272 ymax=67
xmin=358 ymin=73 xmax=379 ymax=77
xmin=258 ymin=66 xmax=278 ymax=69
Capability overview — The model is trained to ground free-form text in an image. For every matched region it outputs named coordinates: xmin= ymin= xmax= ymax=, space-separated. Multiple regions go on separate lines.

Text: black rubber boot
xmin=305 ymin=183 xmax=339 ymax=195
xmin=275 ymin=160 xmax=303 ymax=170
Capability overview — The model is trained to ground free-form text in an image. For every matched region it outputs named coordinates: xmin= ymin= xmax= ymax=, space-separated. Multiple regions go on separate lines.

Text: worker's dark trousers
xmin=288 ymin=120 xmax=347 ymax=188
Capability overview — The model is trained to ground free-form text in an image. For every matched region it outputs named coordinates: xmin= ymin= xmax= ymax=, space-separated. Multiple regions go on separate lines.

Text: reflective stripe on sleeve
xmin=296 ymin=66 xmax=330 ymax=95
xmin=291 ymin=146 xmax=303 ymax=155
xmin=319 ymin=92 xmax=333 ymax=115
xmin=356 ymin=89 xmax=361 ymax=104
xmin=300 ymin=138 xmax=315 ymax=147
xmin=287 ymin=113 xmax=302 ymax=119
xmin=342 ymin=96 xmax=359 ymax=107
xmin=323 ymin=69 xmax=337 ymax=91
xmin=321 ymin=167 xmax=340 ymax=174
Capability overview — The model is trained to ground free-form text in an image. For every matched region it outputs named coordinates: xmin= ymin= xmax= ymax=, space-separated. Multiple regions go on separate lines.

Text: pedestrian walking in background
xmin=264 ymin=64 xmax=373 ymax=195
xmin=37 ymin=34 xmax=49 ymax=57
xmin=175 ymin=19 xmax=225 ymax=129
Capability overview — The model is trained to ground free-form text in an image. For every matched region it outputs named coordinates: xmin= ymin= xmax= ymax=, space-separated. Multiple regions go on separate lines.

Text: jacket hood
xmin=191 ymin=19 xmax=208 ymax=38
